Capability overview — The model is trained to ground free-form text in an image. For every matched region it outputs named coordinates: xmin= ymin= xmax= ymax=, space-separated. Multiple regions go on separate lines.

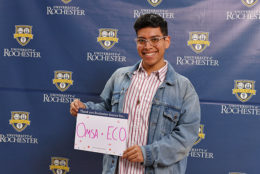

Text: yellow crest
xmin=232 ymin=80 xmax=256 ymax=102
xmin=194 ymin=124 xmax=205 ymax=145
xmin=49 ymin=157 xmax=70 ymax=174
xmin=241 ymin=0 xmax=258 ymax=7
xmin=9 ymin=111 xmax=30 ymax=132
xmin=53 ymin=71 xmax=73 ymax=92
xmin=13 ymin=25 xmax=33 ymax=46
xmin=97 ymin=28 xmax=118 ymax=50
xmin=187 ymin=32 xmax=210 ymax=54
xmin=61 ymin=0 xmax=72 ymax=4
xmin=147 ymin=0 xmax=163 ymax=7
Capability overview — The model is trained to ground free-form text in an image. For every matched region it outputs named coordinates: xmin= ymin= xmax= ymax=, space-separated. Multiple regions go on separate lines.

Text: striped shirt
xmin=118 ymin=61 xmax=168 ymax=174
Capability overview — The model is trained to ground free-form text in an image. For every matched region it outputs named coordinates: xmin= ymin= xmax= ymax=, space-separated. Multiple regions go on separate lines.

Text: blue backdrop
xmin=0 ymin=0 xmax=259 ymax=174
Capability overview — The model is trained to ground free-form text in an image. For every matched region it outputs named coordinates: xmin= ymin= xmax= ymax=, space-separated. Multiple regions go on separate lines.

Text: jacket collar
xmin=126 ymin=60 xmax=177 ymax=86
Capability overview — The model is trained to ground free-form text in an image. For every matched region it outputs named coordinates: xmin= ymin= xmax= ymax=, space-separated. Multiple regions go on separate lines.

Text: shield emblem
xmin=147 ymin=0 xmax=163 ymax=7
xmin=53 ymin=71 xmax=73 ymax=92
xmin=194 ymin=124 xmax=205 ymax=145
xmin=9 ymin=111 xmax=30 ymax=132
xmin=241 ymin=0 xmax=258 ymax=7
xmin=13 ymin=25 xmax=33 ymax=46
xmin=49 ymin=157 xmax=70 ymax=174
xmin=187 ymin=32 xmax=210 ymax=54
xmin=97 ymin=28 xmax=118 ymax=50
xmin=61 ymin=0 xmax=71 ymax=4
xmin=232 ymin=80 xmax=256 ymax=102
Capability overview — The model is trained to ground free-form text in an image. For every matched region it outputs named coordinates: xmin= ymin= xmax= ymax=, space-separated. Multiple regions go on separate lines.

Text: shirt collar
xmin=134 ymin=60 xmax=168 ymax=82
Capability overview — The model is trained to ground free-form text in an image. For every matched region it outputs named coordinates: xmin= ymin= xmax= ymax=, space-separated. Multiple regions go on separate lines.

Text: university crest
xmin=52 ymin=71 xmax=73 ymax=92
xmin=13 ymin=25 xmax=33 ymax=46
xmin=232 ymin=80 xmax=256 ymax=102
xmin=97 ymin=28 xmax=118 ymax=50
xmin=147 ymin=0 xmax=163 ymax=7
xmin=9 ymin=111 xmax=30 ymax=132
xmin=49 ymin=157 xmax=70 ymax=174
xmin=61 ymin=0 xmax=72 ymax=4
xmin=194 ymin=124 xmax=205 ymax=145
xmin=187 ymin=32 xmax=210 ymax=54
xmin=242 ymin=0 xmax=258 ymax=7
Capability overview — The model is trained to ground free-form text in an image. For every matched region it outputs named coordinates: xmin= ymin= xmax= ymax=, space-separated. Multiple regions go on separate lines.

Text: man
xmin=70 ymin=13 xmax=200 ymax=174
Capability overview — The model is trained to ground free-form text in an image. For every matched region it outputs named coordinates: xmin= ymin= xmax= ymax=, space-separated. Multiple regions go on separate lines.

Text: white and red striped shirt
xmin=118 ymin=61 xmax=168 ymax=174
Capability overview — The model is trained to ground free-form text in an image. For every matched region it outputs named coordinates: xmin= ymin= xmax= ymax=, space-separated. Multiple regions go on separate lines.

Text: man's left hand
xmin=122 ymin=145 xmax=144 ymax=163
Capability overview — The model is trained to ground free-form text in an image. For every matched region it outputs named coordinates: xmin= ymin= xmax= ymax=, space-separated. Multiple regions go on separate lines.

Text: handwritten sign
xmin=74 ymin=109 xmax=128 ymax=156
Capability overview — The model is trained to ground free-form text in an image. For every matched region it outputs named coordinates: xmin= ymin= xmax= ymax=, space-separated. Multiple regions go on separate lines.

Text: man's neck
xmin=142 ymin=61 xmax=166 ymax=75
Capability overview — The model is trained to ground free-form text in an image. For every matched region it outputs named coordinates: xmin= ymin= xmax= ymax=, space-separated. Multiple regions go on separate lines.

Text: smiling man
xmin=70 ymin=13 xmax=201 ymax=174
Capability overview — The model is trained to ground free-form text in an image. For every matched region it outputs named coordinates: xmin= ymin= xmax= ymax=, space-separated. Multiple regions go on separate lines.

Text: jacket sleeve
xmin=141 ymin=81 xmax=201 ymax=167
xmin=84 ymin=70 xmax=117 ymax=111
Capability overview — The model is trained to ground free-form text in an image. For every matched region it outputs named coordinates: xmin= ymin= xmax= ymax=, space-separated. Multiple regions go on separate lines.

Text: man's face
xmin=136 ymin=27 xmax=170 ymax=71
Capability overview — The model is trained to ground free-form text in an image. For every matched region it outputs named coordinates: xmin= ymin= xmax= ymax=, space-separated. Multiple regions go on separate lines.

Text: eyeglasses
xmin=135 ymin=36 xmax=167 ymax=46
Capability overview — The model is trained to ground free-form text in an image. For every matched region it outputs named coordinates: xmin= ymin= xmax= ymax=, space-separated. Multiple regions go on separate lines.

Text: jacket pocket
xmin=162 ymin=107 xmax=180 ymax=134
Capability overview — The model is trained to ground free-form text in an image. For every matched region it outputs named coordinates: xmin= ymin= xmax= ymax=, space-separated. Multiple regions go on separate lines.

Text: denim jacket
xmin=84 ymin=61 xmax=201 ymax=174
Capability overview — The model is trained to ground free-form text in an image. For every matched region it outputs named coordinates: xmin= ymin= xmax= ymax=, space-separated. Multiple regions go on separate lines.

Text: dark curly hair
xmin=134 ymin=13 xmax=168 ymax=36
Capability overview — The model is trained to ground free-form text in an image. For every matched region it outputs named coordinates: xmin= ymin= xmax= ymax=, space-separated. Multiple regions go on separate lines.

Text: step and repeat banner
xmin=0 ymin=0 xmax=259 ymax=173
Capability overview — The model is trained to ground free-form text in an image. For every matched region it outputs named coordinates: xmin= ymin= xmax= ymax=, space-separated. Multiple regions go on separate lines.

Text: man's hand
xmin=122 ymin=145 xmax=144 ymax=163
xmin=70 ymin=99 xmax=86 ymax=116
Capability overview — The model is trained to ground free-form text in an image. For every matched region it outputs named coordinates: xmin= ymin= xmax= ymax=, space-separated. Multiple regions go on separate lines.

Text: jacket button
xmin=174 ymin=115 xmax=177 ymax=119
xmin=112 ymin=160 xmax=114 ymax=164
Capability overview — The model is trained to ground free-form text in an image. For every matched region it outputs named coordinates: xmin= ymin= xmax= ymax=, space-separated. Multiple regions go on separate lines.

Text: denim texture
xmin=84 ymin=61 xmax=201 ymax=174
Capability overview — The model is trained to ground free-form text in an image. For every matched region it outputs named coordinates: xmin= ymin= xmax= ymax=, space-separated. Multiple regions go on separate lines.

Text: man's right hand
xmin=70 ymin=99 xmax=86 ymax=116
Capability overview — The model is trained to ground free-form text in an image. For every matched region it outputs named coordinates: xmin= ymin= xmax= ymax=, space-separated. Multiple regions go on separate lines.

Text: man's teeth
xmin=144 ymin=52 xmax=155 ymax=56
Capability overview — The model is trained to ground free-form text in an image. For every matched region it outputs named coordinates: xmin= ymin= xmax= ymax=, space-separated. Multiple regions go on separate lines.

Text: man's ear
xmin=165 ymin=36 xmax=171 ymax=49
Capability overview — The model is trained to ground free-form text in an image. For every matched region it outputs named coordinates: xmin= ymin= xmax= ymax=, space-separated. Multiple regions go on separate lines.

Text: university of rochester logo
xmin=61 ymin=0 xmax=71 ymax=4
xmin=242 ymin=0 xmax=258 ymax=7
xmin=187 ymin=32 xmax=210 ymax=54
xmin=189 ymin=125 xmax=214 ymax=159
xmin=9 ymin=111 xmax=30 ymax=132
xmin=49 ymin=157 xmax=70 ymax=174
xmin=232 ymin=80 xmax=256 ymax=102
xmin=97 ymin=28 xmax=118 ymax=50
xmin=52 ymin=71 xmax=73 ymax=92
xmin=147 ymin=0 xmax=162 ymax=7
xmin=194 ymin=124 xmax=205 ymax=145
xmin=13 ymin=25 xmax=33 ymax=46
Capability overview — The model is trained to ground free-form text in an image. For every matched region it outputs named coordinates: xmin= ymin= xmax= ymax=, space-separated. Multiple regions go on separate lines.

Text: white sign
xmin=74 ymin=109 xmax=128 ymax=156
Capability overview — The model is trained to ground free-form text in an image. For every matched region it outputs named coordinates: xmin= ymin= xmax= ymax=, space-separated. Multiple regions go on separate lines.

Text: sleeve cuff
xmin=141 ymin=145 xmax=154 ymax=166
xmin=83 ymin=103 xmax=88 ymax=109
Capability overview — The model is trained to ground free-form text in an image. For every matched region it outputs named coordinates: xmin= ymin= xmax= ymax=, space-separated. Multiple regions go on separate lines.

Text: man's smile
xmin=142 ymin=51 xmax=157 ymax=56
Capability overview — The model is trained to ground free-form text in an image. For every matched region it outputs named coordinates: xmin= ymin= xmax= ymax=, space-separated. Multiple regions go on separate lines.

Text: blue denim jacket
xmin=85 ymin=61 xmax=201 ymax=174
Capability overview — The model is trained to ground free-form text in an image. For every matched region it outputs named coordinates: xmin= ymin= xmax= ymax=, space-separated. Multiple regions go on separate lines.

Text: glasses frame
xmin=135 ymin=36 xmax=167 ymax=46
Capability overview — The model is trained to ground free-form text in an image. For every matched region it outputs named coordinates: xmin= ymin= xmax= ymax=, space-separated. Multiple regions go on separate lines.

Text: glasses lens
xmin=136 ymin=36 xmax=165 ymax=45
xmin=150 ymin=37 xmax=160 ymax=44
